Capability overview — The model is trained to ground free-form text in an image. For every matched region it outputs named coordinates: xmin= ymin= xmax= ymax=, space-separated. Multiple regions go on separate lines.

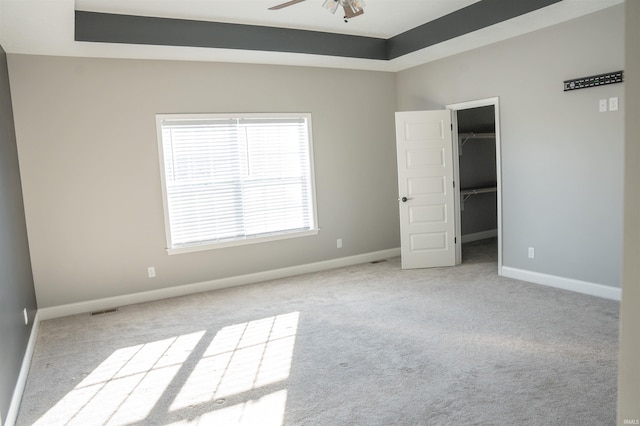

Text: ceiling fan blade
xmin=269 ymin=0 xmax=306 ymax=10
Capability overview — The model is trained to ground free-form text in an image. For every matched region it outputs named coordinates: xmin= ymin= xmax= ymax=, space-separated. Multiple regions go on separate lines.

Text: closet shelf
xmin=461 ymin=186 xmax=497 ymax=202
xmin=461 ymin=186 xmax=497 ymax=196
xmin=459 ymin=132 xmax=496 ymax=148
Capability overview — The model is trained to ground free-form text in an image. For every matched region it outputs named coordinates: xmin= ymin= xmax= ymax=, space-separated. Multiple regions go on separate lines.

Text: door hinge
xmin=453 ymin=181 xmax=456 ymax=188
xmin=451 ymin=124 xmax=453 ymax=131
xmin=454 ymin=237 xmax=457 ymax=244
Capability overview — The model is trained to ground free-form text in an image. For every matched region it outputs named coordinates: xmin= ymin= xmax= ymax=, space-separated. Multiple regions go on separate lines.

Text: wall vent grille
xmin=90 ymin=308 xmax=119 ymax=316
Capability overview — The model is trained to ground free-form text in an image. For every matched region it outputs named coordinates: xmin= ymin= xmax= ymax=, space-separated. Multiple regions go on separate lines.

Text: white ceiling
xmin=0 ymin=0 xmax=623 ymax=72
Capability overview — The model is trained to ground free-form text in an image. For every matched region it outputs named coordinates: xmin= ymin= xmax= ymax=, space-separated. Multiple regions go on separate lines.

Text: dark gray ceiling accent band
xmin=75 ymin=0 xmax=563 ymax=61
xmin=387 ymin=0 xmax=563 ymax=59
xmin=75 ymin=11 xmax=388 ymax=60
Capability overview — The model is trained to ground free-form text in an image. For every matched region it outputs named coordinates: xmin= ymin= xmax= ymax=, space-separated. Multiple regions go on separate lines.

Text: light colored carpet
xmin=16 ymin=239 xmax=619 ymax=425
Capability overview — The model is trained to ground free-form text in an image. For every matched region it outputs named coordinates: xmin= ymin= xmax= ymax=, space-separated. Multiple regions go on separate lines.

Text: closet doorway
xmin=394 ymin=98 xmax=502 ymax=272
xmin=448 ymin=98 xmax=501 ymax=271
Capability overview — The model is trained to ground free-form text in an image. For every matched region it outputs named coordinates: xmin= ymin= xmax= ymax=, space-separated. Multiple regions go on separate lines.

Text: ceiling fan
xmin=269 ymin=0 xmax=366 ymax=21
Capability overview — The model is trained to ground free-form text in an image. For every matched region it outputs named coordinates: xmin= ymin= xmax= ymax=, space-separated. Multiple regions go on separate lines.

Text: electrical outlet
xmin=609 ymin=97 xmax=619 ymax=111
xmin=337 ymin=238 xmax=343 ymax=249
xmin=23 ymin=308 xmax=28 ymax=325
xmin=148 ymin=266 xmax=156 ymax=278
xmin=528 ymin=247 xmax=535 ymax=259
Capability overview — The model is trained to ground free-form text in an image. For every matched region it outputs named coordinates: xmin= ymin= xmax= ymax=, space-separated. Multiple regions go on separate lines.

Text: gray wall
xmin=617 ymin=1 xmax=640 ymax=423
xmin=0 ymin=44 xmax=37 ymax=425
xmin=7 ymin=56 xmax=399 ymax=308
xmin=397 ymin=5 xmax=624 ymax=287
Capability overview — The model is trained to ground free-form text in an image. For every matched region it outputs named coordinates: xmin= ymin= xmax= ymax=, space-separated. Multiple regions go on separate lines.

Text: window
xmin=156 ymin=113 xmax=318 ymax=254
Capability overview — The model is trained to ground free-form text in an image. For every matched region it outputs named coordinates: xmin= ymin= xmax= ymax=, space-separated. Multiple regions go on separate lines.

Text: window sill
xmin=166 ymin=228 xmax=319 ymax=255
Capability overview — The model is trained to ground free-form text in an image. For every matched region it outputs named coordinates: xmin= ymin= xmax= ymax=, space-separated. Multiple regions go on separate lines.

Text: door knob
xmin=399 ymin=196 xmax=411 ymax=202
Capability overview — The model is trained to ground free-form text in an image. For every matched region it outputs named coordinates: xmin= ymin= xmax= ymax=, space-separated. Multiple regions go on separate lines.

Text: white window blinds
xmin=157 ymin=114 xmax=317 ymax=253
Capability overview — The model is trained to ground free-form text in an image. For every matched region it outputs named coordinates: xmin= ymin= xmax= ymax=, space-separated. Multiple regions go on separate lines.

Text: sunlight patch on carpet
xmin=32 ymin=311 xmax=299 ymax=425
xmin=33 ymin=331 xmax=205 ymax=425
xmin=168 ymin=390 xmax=288 ymax=426
xmin=35 ymin=312 xmax=300 ymax=426
xmin=170 ymin=311 xmax=299 ymax=410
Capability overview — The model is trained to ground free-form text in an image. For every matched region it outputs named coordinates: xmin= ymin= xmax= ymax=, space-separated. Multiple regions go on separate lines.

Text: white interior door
xmin=395 ymin=110 xmax=456 ymax=269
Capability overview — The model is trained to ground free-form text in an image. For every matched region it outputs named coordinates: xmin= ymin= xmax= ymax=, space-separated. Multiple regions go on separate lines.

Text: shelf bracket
xmin=460 ymin=186 xmax=497 ymax=211
xmin=458 ymin=133 xmax=478 ymax=155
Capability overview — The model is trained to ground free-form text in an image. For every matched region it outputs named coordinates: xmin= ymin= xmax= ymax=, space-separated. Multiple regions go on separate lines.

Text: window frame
xmin=156 ymin=112 xmax=319 ymax=255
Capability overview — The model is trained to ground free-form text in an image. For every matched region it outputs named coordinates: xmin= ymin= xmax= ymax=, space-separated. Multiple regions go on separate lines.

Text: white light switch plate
xmin=609 ymin=97 xmax=619 ymax=111
xmin=599 ymin=99 xmax=608 ymax=112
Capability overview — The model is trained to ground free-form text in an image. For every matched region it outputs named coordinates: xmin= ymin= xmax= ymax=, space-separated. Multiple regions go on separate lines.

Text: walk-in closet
xmin=456 ymin=105 xmax=498 ymax=260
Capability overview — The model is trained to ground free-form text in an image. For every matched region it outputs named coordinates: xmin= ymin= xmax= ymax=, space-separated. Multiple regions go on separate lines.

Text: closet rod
xmin=461 ymin=186 xmax=497 ymax=203
xmin=459 ymin=132 xmax=496 ymax=147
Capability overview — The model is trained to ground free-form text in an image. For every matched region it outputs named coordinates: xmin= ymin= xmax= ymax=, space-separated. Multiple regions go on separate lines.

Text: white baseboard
xmin=39 ymin=248 xmax=401 ymax=320
xmin=4 ymin=312 xmax=40 ymax=426
xmin=501 ymin=266 xmax=621 ymax=301
xmin=461 ymin=229 xmax=498 ymax=244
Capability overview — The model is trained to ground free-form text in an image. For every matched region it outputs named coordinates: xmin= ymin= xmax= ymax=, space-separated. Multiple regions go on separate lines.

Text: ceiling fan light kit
xmin=339 ymin=0 xmax=365 ymax=21
xmin=322 ymin=0 xmax=340 ymax=14
xmin=271 ymin=0 xmax=365 ymax=22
